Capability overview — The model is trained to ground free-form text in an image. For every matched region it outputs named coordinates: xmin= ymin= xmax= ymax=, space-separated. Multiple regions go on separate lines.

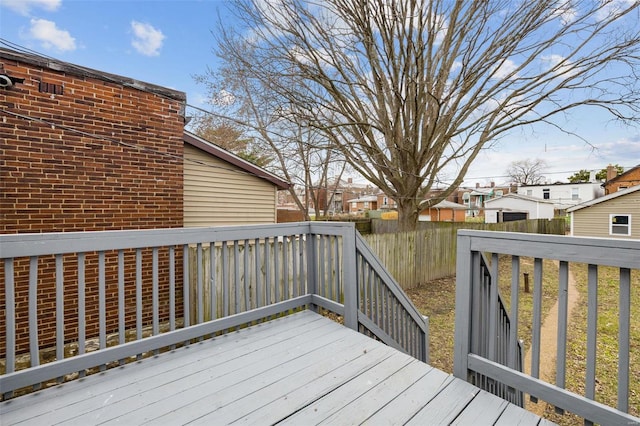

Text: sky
xmin=1 ymin=0 xmax=639 ymax=187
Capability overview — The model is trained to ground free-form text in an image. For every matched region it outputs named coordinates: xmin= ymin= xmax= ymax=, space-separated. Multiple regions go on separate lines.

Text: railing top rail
xmin=0 ymin=222 xmax=356 ymax=258
xmin=458 ymin=230 xmax=640 ymax=269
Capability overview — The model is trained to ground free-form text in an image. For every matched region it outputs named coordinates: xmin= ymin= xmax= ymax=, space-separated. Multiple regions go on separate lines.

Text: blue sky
xmin=1 ymin=0 xmax=639 ymax=186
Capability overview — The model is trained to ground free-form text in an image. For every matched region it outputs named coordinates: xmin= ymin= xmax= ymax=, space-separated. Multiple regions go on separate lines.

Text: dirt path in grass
xmin=524 ymin=263 xmax=580 ymax=416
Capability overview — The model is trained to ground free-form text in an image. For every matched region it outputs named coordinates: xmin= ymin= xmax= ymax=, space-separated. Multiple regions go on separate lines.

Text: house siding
xmin=484 ymin=196 xmax=554 ymax=223
xmin=184 ymin=145 xmax=277 ymax=226
xmin=571 ymin=191 xmax=640 ymax=239
xmin=603 ymin=166 xmax=640 ymax=194
xmin=0 ymin=49 xmax=186 ymax=356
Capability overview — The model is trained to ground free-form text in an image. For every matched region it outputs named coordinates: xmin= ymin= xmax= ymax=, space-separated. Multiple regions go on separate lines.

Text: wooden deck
xmin=0 ymin=311 xmax=553 ymax=425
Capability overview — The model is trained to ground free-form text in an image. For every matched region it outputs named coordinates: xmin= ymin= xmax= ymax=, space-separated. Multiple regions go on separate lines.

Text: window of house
xmin=571 ymin=187 xmax=579 ymax=200
xmin=618 ymin=186 xmax=628 ymax=191
xmin=364 ymin=201 xmax=369 ymax=209
xmin=462 ymin=192 xmax=470 ymax=204
xmin=383 ymin=197 xmax=388 ymax=205
xmin=610 ymin=214 xmax=631 ymax=236
xmin=543 ymin=188 xmax=550 ymax=200
xmin=495 ymin=190 xmax=503 ymax=197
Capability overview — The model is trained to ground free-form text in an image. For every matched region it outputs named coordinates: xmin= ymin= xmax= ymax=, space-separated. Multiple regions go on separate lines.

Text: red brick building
xmin=0 ymin=48 xmax=187 ymax=355
xmin=603 ymin=164 xmax=640 ymax=195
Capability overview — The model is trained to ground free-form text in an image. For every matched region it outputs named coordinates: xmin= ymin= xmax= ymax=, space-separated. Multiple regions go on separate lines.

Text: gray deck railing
xmin=0 ymin=222 xmax=428 ymax=400
xmin=454 ymin=230 xmax=640 ymax=426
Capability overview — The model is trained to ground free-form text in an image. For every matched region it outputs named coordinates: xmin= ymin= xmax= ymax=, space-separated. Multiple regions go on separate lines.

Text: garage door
xmin=502 ymin=212 xmax=528 ymax=222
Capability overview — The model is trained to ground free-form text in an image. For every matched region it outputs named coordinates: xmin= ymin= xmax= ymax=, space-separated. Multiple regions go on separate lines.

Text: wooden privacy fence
xmin=364 ymin=219 xmax=566 ymax=289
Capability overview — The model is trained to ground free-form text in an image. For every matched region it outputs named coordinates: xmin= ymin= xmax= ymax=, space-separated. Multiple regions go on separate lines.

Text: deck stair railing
xmin=454 ymin=230 xmax=640 ymax=426
xmin=0 ymin=222 xmax=428 ymax=400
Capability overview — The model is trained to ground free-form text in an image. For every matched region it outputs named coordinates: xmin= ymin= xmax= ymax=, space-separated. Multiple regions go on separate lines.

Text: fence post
xmin=342 ymin=223 xmax=358 ymax=331
xmin=453 ymin=231 xmax=473 ymax=380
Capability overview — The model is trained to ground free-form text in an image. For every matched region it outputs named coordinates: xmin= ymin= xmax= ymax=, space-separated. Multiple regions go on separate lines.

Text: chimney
xmin=475 ymin=182 xmax=480 ymax=188
xmin=589 ymin=170 xmax=596 ymax=182
xmin=490 ymin=181 xmax=495 ymax=188
xmin=347 ymin=178 xmax=353 ymax=184
xmin=606 ymin=164 xmax=617 ymax=181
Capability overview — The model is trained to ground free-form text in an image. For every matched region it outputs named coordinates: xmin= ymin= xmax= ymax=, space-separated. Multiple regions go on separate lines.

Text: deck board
xmin=0 ymin=310 xmax=553 ymax=425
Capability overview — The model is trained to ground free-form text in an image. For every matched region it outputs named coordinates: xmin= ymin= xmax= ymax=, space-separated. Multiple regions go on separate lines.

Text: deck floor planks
xmin=58 ymin=316 xmax=352 ymax=424
xmin=1 ymin=310 xmax=553 ymax=426
xmin=1 ymin=311 xmax=324 ymax=421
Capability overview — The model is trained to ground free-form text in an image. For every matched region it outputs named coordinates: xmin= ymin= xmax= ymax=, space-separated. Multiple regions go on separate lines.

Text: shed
xmin=567 ymin=185 xmax=640 ymax=239
xmin=484 ymin=193 xmax=555 ymax=223
xmin=183 ymin=132 xmax=290 ymax=227
xmin=419 ymin=200 xmax=467 ymax=222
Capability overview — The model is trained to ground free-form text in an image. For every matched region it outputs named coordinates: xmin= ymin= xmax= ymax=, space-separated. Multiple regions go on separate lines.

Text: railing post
xmin=342 ymin=224 xmax=358 ymax=331
xmin=453 ymin=232 xmax=473 ymax=380
xmin=306 ymin=229 xmax=318 ymax=312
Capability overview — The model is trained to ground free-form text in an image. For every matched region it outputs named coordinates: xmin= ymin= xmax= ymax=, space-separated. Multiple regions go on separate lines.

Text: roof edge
xmin=0 ymin=48 xmax=186 ymax=102
xmin=183 ymin=131 xmax=291 ymax=190
xmin=567 ymin=184 xmax=640 ymax=212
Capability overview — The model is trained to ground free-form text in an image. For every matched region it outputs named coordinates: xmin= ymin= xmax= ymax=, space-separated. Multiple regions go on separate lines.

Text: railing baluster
xmin=209 ymin=242 xmax=216 ymax=319
xmin=4 ymin=259 xmax=16 ymax=383
xmin=292 ymin=236 xmax=298 ymax=299
xmin=585 ymin=264 xmax=598 ymax=408
xmin=222 ymin=241 xmax=229 ymax=317
xmin=118 ymin=250 xmax=125 ymax=347
xmin=509 ymin=255 xmax=520 ymax=370
xmin=244 ymin=239 xmax=251 ymax=310
xmin=319 ymin=235 xmax=326 ymax=298
xmin=182 ymin=244 xmax=190 ymax=329
xmin=555 ymin=260 xmax=569 ymax=414
xmin=298 ymin=234 xmax=305 ymax=297
xmin=136 ymin=248 xmax=143 ymax=342
xmin=618 ymin=267 xmax=631 ymax=413
xmin=274 ymin=238 xmax=280 ymax=304
xmin=197 ymin=243 xmax=203 ymax=323
xmin=55 ymin=254 xmax=64 ymax=371
xmin=283 ymin=236 xmax=289 ymax=302
xmin=28 ymin=256 xmax=39 ymax=372
xmin=152 ymin=247 xmax=159 ymax=337
xmin=169 ymin=246 xmax=176 ymax=330
xmin=98 ymin=251 xmax=106 ymax=371
xmin=78 ymin=253 xmax=86 ymax=366
xmin=264 ymin=237 xmax=271 ymax=306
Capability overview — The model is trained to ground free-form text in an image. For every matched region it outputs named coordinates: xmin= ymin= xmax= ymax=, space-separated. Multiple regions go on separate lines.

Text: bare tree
xmin=207 ymin=0 xmax=640 ymax=230
xmin=506 ymin=159 xmax=548 ymax=185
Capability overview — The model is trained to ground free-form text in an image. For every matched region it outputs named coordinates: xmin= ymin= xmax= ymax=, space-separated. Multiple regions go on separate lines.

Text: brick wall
xmin=0 ymin=51 xmax=186 ymax=355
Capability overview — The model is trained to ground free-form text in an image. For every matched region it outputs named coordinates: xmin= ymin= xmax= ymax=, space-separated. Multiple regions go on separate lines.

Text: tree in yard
xmin=568 ymin=164 xmax=624 ymax=182
xmin=205 ymin=0 xmax=640 ymax=231
xmin=506 ymin=159 xmax=548 ymax=185
xmin=190 ymin=114 xmax=272 ymax=168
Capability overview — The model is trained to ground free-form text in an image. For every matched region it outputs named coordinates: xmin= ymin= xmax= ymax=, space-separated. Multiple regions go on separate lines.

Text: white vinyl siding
xmin=184 ymin=145 xmax=277 ymax=227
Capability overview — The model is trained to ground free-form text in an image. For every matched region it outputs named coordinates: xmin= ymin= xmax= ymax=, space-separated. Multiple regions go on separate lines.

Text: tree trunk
xmin=396 ymin=201 xmax=419 ymax=232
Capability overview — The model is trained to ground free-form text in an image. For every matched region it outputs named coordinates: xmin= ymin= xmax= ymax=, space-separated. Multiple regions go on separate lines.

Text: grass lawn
xmin=406 ymin=261 xmax=639 ymax=425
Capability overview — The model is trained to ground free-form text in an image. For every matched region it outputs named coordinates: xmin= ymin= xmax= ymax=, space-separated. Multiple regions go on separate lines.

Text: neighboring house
xmin=602 ymin=164 xmax=640 ymax=195
xmin=183 ymin=132 xmax=289 ymax=227
xmin=458 ymin=182 xmax=510 ymax=217
xmin=349 ymin=195 xmax=378 ymax=213
xmin=517 ymin=182 xmax=603 ymax=212
xmin=567 ymin=185 xmax=640 ymax=239
xmin=418 ymin=200 xmax=467 ymax=222
xmin=377 ymin=192 xmax=398 ymax=210
xmin=484 ymin=193 xmax=555 ymax=223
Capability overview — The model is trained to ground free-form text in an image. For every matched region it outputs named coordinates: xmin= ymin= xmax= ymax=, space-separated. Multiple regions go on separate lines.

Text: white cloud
xmin=596 ymin=0 xmax=637 ymax=21
xmin=28 ymin=18 xmax=76 ymax=51
xmin=1 ymin=0 xmax=60 ymax=16
xmin=541 ymin=54 xmax=577 ymax=78
xmin=492 ymin=59 xmax=520 ymax=80
xmin=130 ymin=21 xmax=165 ymax=56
